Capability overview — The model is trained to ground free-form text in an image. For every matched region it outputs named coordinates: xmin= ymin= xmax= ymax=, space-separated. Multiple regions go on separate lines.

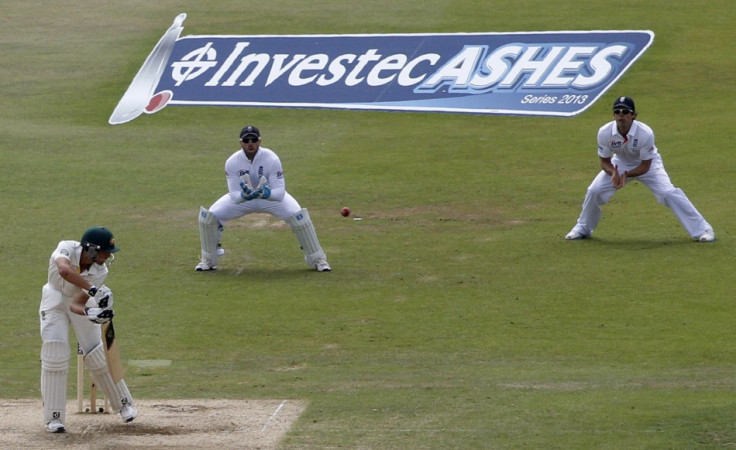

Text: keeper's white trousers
xmin=209 ymin=192 xmax=302 ymax=222
xmin=571 ymin=155 xmax=711 ymax=238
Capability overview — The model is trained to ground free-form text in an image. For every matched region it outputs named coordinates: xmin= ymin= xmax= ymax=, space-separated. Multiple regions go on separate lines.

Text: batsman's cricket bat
xmin=102 ymin=321 xmax=125 ymax=383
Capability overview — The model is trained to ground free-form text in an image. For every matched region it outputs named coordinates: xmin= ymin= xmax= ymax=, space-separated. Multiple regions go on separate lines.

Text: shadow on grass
xmin=567 ymin=237 xmax=703 ymax=249
xmin=216 ymin=267 xmax=320 ymax=279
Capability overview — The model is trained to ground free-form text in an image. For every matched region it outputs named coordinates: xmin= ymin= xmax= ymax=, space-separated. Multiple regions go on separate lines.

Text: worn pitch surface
xmin=0 ymin=399 xmax=305 ymax=449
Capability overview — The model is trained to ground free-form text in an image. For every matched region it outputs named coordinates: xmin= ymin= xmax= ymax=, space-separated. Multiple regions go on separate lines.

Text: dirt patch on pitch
xmin=0 ymin=398 xmax=305 ymax=449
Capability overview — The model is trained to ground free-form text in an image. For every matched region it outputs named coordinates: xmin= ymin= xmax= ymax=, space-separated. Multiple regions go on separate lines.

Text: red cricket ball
xmin=340 ymin=207 xmax=351 ymax=217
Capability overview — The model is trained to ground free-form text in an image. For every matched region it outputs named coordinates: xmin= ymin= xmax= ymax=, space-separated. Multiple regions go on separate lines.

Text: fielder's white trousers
xmin=572 ymin=156 xmax=711 ymax=238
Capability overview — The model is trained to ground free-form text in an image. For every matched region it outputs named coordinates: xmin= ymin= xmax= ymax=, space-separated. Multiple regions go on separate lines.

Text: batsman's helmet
xmin=81 ymin=227 xmax=120 ymax=253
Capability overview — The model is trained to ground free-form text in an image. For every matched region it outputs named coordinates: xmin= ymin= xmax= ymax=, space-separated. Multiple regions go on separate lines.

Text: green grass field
xmin=2 ymin=1 xmax=735 ymax=448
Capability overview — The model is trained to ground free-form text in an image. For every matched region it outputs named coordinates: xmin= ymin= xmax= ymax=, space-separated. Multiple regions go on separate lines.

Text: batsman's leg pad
xmin=286 ymin=208 xmax=327 ymax=267
xmin=84 ymin=343 xmax=134 ymax=412
xmin=41 ymin=340 xmax=69 ymax=425
xmin=198 ymin=206 xmax=221 ymax=266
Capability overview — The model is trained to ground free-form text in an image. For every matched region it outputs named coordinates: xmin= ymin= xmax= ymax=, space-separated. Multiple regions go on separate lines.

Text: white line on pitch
xmin=261 ymin=400 xmax=287 ymax=431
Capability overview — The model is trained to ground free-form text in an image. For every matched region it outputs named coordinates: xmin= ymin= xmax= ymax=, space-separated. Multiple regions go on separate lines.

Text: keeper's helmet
xmin=81 ymin=227 xmax=120 ymax=253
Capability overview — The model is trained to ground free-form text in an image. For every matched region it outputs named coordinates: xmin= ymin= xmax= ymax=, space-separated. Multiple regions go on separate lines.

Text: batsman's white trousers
xmin=209 ymin=192 xmax=302 ymax=222
xmin=572 ymin=155 xmax=712 ymax=238
xmin=40 ymin=285 xmax=103 ymax=354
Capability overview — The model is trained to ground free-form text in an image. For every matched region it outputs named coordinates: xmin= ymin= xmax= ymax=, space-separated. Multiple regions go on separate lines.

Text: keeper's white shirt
xmin=597 ymin=120 xmax=659 ymax=165
xmin=224 ymin=146 xmax=286 ymax=204
xmin=41 ymin=240 xmax=109 ymax=310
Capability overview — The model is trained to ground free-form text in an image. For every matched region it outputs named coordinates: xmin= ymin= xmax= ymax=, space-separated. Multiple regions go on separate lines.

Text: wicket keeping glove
xmin=239 ymin=180 xmax=260 ymax=201
xmin=257 ymin=182 xmax=271 ymax=200
xmin=85 ymin=307 xmax=114 ymax=324
xmin=252 ymin=176 xmax=271 ymax=200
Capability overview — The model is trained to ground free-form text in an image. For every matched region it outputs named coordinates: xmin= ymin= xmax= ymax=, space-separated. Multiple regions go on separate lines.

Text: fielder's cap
xmin=240 ymin=125 xmax=261 ymax=140
xmin=613 ymin=96 xmax=635 ymax=111
xmin=81 ymin=226 xmax=120 ymax=253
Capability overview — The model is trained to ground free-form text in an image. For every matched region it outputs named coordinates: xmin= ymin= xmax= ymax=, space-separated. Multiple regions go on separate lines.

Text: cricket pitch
xmin=0 ymin=398 xmax=305 ymax=449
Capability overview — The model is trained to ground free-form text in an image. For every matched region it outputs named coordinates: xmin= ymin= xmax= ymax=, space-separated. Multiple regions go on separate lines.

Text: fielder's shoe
xmin=565 ymin=228 xmax=590 ymax=240
xmin=314 ymin=258 xmax=332 ymax=272
xmin=195 ymin=260 xmax=217 ymax=271
xmin=697 ymin=229 xmax=715 ymax=242
xmin=120 ymin=404 xmax=137 ymax=423
xmin=216 ymin=243 xmax=225 ymax=256
xmin=45 ymin=419 xmax=65 ymax=433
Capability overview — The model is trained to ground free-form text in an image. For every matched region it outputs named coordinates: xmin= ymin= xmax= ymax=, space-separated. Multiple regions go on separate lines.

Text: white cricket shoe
xmin=216 ymin=243 xmax=225 ymax=256
xmin=120 ymin=404 xmax=137 ymax=423
xmin=314 ymin=258 xmax=332 ymax=272
xmin=697 ymin=229 xmax=715 ymax=242
xmin=45 ymin=419 xmax=65 ymax=433
xmin=195 ymin=260 xmax=217 ymax=271
xmin=565 ymin=228 xmax=590 ymax=240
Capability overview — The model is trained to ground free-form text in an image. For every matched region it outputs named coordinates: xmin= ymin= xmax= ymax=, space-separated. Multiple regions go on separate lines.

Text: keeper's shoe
xmin=314 ymin=258 xmax=332 ymax=272
xmin=120 ymin=404 xmax=137 ymax=423
xmin=195 ymin=260 xmax=217 ymax=271
xmin=697 ymin=229 xmax=715 ymax=242
xmin=565 ymin=228 xmax=590 ymax=240
xmin=45 ymin=419 xmax=65 ymax=433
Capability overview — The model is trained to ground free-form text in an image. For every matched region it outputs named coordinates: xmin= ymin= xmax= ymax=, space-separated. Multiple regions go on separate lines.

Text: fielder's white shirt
xmin=224 ymin=147 xmax=286 ymax=204
xmin=41 ymin=240 xmax=108 ymax=309
xmin=597 ymin=120 xmax=659 ymax=165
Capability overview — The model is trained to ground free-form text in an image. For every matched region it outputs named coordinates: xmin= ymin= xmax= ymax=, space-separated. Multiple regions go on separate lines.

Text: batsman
xmin=196 ymin=125 xmax=331 ymax=272
xmin=39 ymin=226 xmax=137 ymax=433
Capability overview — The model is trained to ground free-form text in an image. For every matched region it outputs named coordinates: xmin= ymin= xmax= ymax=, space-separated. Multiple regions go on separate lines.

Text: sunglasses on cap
xmin=241 ymin=136 xmax=259 ymax=143
xmin=613 ymin=108 xmax=633 ymax=115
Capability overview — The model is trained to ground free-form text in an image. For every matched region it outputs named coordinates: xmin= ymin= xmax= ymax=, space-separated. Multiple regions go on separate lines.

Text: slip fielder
xmin=196 ymin=125 xmax=331 ymax=272
xmin=565 ymin=96 xmax=715 ymax=242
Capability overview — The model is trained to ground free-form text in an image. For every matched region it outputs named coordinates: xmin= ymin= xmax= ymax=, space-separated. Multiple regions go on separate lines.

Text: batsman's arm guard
xmin=286 ymin=208 xmax=327 ymax=267
xmin=198 ymin=207 xmax=221 ymax=266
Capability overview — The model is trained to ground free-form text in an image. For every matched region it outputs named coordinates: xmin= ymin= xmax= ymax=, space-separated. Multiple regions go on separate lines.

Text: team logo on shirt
xmin=110 ymin=13 xmax=654 ymax=124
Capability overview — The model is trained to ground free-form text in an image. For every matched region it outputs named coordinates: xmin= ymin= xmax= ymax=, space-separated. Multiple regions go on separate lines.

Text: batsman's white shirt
xmin=210 ymin=146 xmax=302 ymax=221
xmin=41 ymin=240 xmax=109 ymax=310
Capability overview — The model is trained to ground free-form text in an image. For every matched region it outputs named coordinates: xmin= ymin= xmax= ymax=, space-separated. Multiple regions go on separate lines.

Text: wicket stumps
xmin=76 ymin=343 xmax=110 ymax=413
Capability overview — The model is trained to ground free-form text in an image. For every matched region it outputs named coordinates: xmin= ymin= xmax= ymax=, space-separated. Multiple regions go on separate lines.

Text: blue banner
xmin=110 ymin=14 xmax=654 ymax=124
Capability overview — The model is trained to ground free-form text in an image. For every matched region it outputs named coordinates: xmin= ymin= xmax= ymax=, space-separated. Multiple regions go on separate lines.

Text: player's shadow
xmin=580 ymin=237 xmax=704 ymax=249
xmin=218 ymin=266 xmax=320 ymax=279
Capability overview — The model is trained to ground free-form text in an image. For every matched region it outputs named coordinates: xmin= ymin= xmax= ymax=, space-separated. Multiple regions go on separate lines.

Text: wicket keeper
xmin=196 ymin=125 xmax=331 ymax=272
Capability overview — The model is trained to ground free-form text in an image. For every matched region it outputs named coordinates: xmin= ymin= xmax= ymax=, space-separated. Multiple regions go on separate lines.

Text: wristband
xmin=87 ymin=286 xmax=98 ymax=297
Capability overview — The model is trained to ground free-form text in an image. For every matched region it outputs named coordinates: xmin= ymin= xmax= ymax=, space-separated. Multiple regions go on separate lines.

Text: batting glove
xmin=96 ymin=293 xmax=111 ymax=309
xmin=85 ymin=307 xmax=114 ymax=324
xmin=87 ymin=285 xmax=98 ymax=297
